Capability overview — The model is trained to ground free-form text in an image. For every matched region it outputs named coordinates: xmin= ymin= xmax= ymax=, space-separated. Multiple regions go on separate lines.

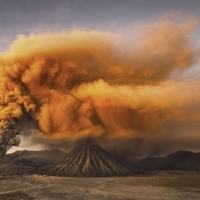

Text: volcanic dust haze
xmin=0 ymin=19 xmax=200 ymax=161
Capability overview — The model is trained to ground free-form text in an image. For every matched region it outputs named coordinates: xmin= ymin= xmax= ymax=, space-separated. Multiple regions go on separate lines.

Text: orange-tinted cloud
xmin=0 ymin=19 xmax=199 ymax=158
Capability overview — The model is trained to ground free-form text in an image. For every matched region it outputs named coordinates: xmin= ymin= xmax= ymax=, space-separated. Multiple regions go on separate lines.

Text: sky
xmin=0 ymin=0 xmax=200 ymax=161
xmin=1 ymin=0 xmax=200 ymax=50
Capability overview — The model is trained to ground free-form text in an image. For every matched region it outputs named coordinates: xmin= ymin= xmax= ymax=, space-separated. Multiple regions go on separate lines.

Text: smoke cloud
xmin=0 ymin=19 xmax=199 ymax=160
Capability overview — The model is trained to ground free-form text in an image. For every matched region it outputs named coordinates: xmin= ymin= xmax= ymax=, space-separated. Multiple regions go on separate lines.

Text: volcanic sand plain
xmin=0 ymin=172 xmax=200 ymax=200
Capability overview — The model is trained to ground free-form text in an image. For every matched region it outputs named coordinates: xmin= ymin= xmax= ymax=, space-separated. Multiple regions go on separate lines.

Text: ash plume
xmin=0 ymin=18 xmax=199 ymax=159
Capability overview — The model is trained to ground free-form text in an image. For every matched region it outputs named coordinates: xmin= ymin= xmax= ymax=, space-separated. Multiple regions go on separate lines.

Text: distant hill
xmin=134 ymin=151 xmax=200 ymax=171
xmin=40 ymin=145 xmax=133 ymax=177
xmin=0 ymin=148 xmax=66 ymax=176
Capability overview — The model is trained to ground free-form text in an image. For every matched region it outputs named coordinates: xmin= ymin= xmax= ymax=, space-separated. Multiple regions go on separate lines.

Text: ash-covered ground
xmin=0 ymin=172 xmax=200 ymax=200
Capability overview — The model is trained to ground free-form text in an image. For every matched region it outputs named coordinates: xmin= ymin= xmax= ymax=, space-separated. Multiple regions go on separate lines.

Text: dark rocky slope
xmin=134 ymin=151 xmax=200 ymax=171
xmin=40 ymin=145 xmax=133 ymax=177
xmin=0 ymin=148 xmax=66 ymax=176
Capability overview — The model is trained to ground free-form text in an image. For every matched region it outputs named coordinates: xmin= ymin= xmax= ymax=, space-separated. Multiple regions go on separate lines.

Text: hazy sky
xmin=1 ymin=0 xmax=200 ymax=50
xmin=1 ymin=0 xmax=200 ymax=79
xmin=1 ymin=0 xmax=200 ymax=159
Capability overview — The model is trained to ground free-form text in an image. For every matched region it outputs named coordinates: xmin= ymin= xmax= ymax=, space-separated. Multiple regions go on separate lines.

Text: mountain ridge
xmin=0 ymin=148 xmax=67 ymax=176
xmin=134 ymin=150 xmax=200 ymax=170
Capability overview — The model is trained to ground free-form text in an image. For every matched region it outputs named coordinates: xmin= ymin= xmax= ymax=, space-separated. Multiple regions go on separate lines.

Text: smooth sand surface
xmin=0 ymin=172 xmax=200 ymax=199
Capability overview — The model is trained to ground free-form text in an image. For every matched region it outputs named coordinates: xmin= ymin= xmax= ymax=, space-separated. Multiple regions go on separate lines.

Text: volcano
xmin=41 ymin=145 xmax=133 ymax=177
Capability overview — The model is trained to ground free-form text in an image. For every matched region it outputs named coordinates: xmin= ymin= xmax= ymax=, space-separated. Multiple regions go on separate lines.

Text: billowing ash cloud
xmin=0 ymin=19 xmax=199 ymax=159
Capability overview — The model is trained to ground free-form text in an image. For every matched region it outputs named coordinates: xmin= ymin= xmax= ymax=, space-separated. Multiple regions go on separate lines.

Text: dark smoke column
xmin=0 ymin=116 xmax=25 ymax=159
xmin=0 ymin=78 xmax=37 ymax=159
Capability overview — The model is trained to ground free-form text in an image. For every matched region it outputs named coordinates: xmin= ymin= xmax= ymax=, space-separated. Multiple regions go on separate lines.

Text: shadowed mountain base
xmin=134 ymin=151 xmax=200 ymax=170
xmin=0 ymin=148 xmax=66 ymax=176
xmin=0 ymin=191 xmax=34 ymax=200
